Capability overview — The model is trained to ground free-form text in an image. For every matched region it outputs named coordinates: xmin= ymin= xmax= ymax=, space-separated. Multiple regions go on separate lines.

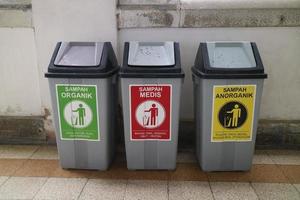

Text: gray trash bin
xmin=45 ymin=42 xmax=119 ymax=170
xmin=192 ymin=42 xmax=267 ymax=171
xmin=120 ymin=41 xmax=184 ymax=170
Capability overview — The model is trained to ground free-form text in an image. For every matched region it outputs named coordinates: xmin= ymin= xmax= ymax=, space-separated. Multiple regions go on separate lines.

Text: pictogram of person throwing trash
xmin=72 ymin=104 xmax=86 ymax=126
xmin=225 ymin=104 xmax=241 ymax=128
xmin=143 ymin=103 xmax=158 ymax=127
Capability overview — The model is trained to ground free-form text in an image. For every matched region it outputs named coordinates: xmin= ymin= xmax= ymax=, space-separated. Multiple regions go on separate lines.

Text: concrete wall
xmin=0 ymin=28 xmax=41 ymax=116
xmin=118 ymin=28 xmax=300 ymax=120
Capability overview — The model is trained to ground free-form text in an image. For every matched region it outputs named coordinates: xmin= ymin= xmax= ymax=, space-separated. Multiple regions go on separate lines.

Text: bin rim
xmin=192 ymin=42 xmax=268 ymax=79
xmin=191 ymin=67 xmax=267 ymax=79
xmin=45 ymin=42 xmax=119 ymax=78
xmin=120 ymin=42 xmax=184 ymax=78
xmin=45 ymin=66 xmax=119 ymax=78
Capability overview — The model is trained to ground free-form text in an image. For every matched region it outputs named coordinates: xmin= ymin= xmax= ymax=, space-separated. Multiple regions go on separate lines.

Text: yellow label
xmin=211 ymin=85 xmax=256 ymax=142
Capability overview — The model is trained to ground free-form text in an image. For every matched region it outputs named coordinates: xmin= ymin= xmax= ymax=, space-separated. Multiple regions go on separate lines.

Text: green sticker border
xmin=55 ymin=84 xmax=100 ymax=141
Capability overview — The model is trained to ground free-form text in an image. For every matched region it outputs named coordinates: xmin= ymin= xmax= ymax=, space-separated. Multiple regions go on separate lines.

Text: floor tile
xmin=252 ymin=150 xmax=274 ymax=164
xmin=177 ymin=152 xmax=197 ymax=163
xmin=0 ymin=176 xmax=9 ymax=186
xmin=34 ymin=177 xmax=87 ymax=200
xmin=211 ymin=182 xmax=258 ymax=200
xmin=0 ymin=177 xmax=47 ymax=200
xmin=14 ymin=159 xmax=59 ymax=177
xmin=207 ymin=171 xmax=251 ymax=182
xmin=30 ymin=145 xmax=58 ymax=160
xmin=125 ymin=180 xmax=168 ymax=200
xmin=0 ymin=145 xmax=39 ymax=159
xmin=169 ymin=163 xmax=208 ymax=181
xmin=293 ymin=184 xmax=300 ymax=193
xmin=267 ymin=150 xmax=300 ymax=165
xmin=169 ymin=181 xmax=213 ymax=200
xmin=249 ymin=164 xmax=288 ymax=183
xmin=79 ymin=179 xmax=127 ymax=200
xmin=278 ymin=165 xmax=300 ymax=184
xmin=14 ymin=158 xmax=95 ymax=179
xmin=0 ymin=159 xmax=26 ymax=176
xmin=91 ymin=162 xmax=169 ymax=181
xmin=252 ymin=183 xmax=300 ymax=200
xmin=127 ymin=170 xmax=169 ymax=181
xmin=89 ymin=162 xmax=128 ymax=180
xmin=53 ymin=167 xmax=96 ymax=179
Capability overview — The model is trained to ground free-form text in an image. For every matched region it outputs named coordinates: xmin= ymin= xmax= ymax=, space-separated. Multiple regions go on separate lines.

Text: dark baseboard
xmin=0 ymin=116 xmax=299 ymax=149
xmin=178 ymin=120 xmax=300 ymax=150
xmin=0 ymin=116 xmax=46 ymax=145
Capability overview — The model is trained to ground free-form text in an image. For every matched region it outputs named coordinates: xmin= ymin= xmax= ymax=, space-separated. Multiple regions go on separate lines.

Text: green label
xmin=56 ymin=84 xmax=99 ymax=141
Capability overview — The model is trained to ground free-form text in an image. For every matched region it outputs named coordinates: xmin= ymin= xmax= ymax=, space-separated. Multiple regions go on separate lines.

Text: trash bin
xmin=192 ymin=42 xmax=267 ymax=171
xmin=45 ymin=42 xmax=119 ymax=170
xmin=120 ymin=41 xmax=184 ymax=170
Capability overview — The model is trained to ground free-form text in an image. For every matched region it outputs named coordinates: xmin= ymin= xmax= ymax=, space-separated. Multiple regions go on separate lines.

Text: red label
xmin=130 ymin=84 xmax=171 ymax=140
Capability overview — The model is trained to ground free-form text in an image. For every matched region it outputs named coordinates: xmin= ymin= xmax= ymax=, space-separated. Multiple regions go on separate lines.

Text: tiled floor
xmin=34 ymin=178 xmax=87 ymax=200
xmin=169 ymin=181 xmax=213 ymax=200
xmin=210 ymin=182 xmax=258 ymax=200
xmin=0 ymin=145 xmax=39 ymax=159
xmin=0 ymin=177 xmax=47 ymax=199
xmin=251 ymin=183 xmax=300 ymax=200
xmin=125 ymin=180 xmax=169 ymax=200
xmin=79 ymin=179 xmax=127 ymax=200
xmin=0 ymin=145 xmax=299 ymax=200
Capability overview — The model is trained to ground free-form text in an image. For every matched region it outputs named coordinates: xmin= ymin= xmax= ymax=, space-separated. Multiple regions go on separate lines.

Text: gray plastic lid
xmin=128 ymin=41 xmax=175 ymax=66
xmin=207 ymin=42 xmax=256 ymax=68
xmin=54 ymin=42 xmax=103 ymax=67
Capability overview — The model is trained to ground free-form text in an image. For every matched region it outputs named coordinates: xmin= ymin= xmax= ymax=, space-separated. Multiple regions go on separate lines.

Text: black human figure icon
xmin=144 ymin=103 xmax=158 ymax=126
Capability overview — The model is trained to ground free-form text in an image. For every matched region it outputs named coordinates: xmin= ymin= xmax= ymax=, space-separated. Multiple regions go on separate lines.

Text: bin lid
xmin=128 ymin=41 xmax=175 ymax=66
xmin=192 ymin=41 xmax=267 ymax=79
xmin=120 ymin=41 xmax=184 ymax=78
xmin=207 ymin=42 xmax=256 ymax=69
xmin=54 ymin=42 xmax=103 ymax=67
xmin=45 ymin=42 xmax=119 ymax=78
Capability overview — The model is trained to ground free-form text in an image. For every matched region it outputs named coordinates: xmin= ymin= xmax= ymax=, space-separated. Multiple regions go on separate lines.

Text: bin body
xmin=192 ymin=42 xmax=267 ymax=171
xmin=121 ymin=78 xmax=182 ymax=170
xmin=46 ymin=42 xmax=119 ymax=170
xmin=120 ymin=42 xmax=184 ymax=170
